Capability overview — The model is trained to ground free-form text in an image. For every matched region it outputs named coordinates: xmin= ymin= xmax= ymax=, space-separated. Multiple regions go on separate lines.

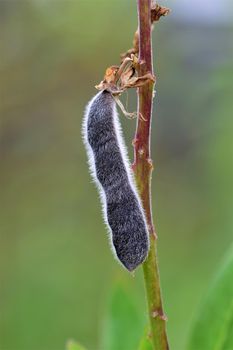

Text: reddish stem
xmin=133 ymin=1 xmax=169 ymax=349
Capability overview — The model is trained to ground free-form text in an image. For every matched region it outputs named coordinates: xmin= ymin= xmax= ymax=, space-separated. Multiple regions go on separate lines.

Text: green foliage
xmin=66 ymin=340 xmax=87 ymax=350
xmin=187 ymin=246 xmax=233 ymax=350
xmin=138 ymin=327 xmax=153 ymax=350
xmin=101 ymin=283 xmax=145 ymax=350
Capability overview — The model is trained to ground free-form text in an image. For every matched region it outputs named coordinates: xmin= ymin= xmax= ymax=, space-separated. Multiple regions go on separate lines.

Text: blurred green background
xmin=1 ymin=1 xmax=233 ymax=350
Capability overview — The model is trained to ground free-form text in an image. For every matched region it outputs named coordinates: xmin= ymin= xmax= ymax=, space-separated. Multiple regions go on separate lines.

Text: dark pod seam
xmin=83 ymin=90 xmax=149 ymax=271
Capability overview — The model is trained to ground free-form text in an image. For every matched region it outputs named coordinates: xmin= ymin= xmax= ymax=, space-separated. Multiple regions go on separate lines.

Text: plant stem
xmin=133 ymin=1 xmax=169 ymax=349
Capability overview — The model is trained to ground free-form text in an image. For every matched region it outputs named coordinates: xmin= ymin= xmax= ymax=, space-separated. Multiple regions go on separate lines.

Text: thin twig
xmin=133 ymin=1 xmax=169 ymax=349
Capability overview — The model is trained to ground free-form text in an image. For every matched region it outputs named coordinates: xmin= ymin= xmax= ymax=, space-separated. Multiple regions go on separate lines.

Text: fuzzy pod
xmin=83 ymin=90 xmax=149 ymax=271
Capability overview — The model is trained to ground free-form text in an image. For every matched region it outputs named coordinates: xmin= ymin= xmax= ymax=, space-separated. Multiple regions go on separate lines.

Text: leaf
xmin=66 ymin=339 xmax=87 ymax=350
xmin=101 ymin=283 xmax=145 ymax=350
xmin=187 ymin=245 xmax=233 ymax=350
xmin=138 ymin=327 xmax=153 ymax=350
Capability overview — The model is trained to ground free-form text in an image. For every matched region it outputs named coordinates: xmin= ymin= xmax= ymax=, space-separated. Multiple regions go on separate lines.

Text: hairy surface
xmin=83 ymin=90 xmax=149 ymax=271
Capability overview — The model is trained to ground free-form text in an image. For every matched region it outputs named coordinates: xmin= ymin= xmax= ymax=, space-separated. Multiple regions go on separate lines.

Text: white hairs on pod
xmin=82 ymin=90 xmax=149 ymax=271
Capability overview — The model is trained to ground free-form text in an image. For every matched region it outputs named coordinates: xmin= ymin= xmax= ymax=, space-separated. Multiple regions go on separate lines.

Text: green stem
xmin=133 ymin=1 xmax=169 ymax=349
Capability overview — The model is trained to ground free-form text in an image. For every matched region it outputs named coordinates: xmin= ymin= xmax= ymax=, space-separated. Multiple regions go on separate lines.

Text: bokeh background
xmin=1 ymin=1 xmax=233 ymax=349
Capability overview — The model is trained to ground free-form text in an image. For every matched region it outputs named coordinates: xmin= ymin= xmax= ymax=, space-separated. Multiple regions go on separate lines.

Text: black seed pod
xmin=83 ymin=91 xmax=149 ymax=271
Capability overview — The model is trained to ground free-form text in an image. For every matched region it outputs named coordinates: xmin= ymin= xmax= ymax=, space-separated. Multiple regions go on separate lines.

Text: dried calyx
xmin=95 ymin=55 xmax=155 ymax=121
xmin=95 ymin=55 xmax=155 ymax=96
